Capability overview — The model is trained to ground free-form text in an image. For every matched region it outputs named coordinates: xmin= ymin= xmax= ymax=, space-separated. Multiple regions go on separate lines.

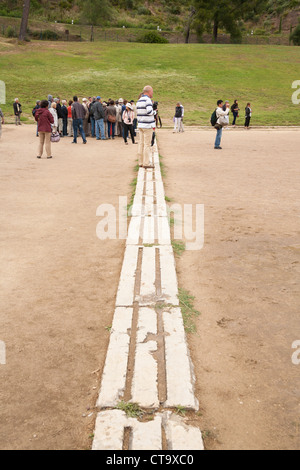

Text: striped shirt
xmin=136 ymin=95 xmax=156 ymax=129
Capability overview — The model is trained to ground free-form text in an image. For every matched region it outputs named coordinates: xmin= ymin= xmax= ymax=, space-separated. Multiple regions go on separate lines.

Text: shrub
xmin=137 ymin=31 xmax=169 ymax=44
xmin=290 ymin=24 xmax=300 ymax=46
xmin=6 ymin=26 xmax=17 ymax=38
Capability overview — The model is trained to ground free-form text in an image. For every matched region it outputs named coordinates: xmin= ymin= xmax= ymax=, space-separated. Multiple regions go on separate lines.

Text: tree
xmin=192 ymin=0 xmax=264 ymax=43
xmin=79 ymin=0 xmax=112 ymax=26
xmin=19 ymin=0 xmax=31 ymax=41
xmin=79 ymin=0 xmax=113 ymax=41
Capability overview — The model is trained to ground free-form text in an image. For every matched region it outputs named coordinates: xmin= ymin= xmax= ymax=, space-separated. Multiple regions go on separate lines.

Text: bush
xmin=137 ymin=31 xmax=169 ymax=44
xmin=290 ymin=24 xmax=300 ymax=45
xmin=6 ymin=26 xmax=17 ymax=38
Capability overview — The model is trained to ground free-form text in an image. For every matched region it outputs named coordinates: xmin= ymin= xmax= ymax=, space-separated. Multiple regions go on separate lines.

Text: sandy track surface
xmin=158 ymin=128 xmax=300 ymax=450
xmin=0 ymin=125 xmax=299 ymax=450
xmin=0 ymin=125 xmax=135 ymax=450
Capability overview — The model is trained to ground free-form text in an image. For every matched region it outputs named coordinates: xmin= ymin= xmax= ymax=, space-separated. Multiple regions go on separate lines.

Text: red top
xmin=67 ymin=106 xmax=72 ymax=118
xmin=35 ymin=108 xmax=54 ymax=133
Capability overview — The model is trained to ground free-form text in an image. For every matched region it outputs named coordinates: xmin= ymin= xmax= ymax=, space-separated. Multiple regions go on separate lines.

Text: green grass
xmin=0 ymin=39 xmax=299 ymax=125
xmin=116 ymin=401 xmax=144 ymax=418
xmin=178 ymin=288 xmax=201 ymax=334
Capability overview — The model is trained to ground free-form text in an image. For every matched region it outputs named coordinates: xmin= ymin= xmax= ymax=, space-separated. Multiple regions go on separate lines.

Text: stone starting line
xmin=92 ymin=143 xmax=204 ymax=451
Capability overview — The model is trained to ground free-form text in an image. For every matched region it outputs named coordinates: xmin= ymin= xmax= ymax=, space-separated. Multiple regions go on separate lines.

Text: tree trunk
xmin=90 ymin=25 xmax=94 ymax=42
xmin=213 ymin=12 xmax=219 ymax=43
xmin=19 ymin=0 xmax=31 ymax=41
xmin=185 ymin=7 xmax=196 ymax=44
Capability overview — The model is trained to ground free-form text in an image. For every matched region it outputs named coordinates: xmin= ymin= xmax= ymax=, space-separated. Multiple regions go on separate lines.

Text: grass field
xmin=0 ymin=38 xmax=299 ymax=126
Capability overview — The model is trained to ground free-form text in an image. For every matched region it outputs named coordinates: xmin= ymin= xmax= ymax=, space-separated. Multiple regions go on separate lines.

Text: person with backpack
xmin=245 ymin=103 xmax=252 ymax=129
xmin=173 ymin=102 xmax=183 ymax=133
xmin=231 ymin=100 xmax=240 ymax=126
xmin=106 ymin=100 xmax=117 ymax=140
xmin=211 ymin=99 xmax=230 ymax=150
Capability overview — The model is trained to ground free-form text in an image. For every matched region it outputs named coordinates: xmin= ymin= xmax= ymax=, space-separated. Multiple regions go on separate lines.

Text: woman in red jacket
xmin=35 ymin=100 xmax=54 ymax=159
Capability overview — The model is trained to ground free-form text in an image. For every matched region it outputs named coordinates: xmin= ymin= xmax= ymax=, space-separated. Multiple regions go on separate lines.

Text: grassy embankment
xmin=0 ymin=38 xmax=299 ymax=126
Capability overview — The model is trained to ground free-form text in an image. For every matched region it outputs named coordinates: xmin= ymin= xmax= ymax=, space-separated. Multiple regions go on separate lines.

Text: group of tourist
xmin=0 ymin=89 xmax=253 ymax=157
xmin=29 ymin=86 xmax=156 ymax=164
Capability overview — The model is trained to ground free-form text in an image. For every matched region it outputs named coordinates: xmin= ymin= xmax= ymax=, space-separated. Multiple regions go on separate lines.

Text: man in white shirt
xmin=215 ymin=100 xmax=230 ymax=150
xmin=137 ymin=85 xmax=156 ymax=168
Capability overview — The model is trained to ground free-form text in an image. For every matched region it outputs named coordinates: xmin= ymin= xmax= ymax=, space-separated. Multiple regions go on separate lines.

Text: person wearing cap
xmin=136 ymin=85 xmax=156 ymax=168
xmin=93 ymin=96 xmax=106 ymax=141
xmin=122 ymin=103 xmax=136 ymax=145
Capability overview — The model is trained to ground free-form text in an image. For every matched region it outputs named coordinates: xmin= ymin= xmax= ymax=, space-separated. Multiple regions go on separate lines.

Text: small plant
xmin=117 ymin=401 xmax=144 ymax=418
xmin=178 ymin=288 xmax=201 ymax=334
xmin=175 ymin=405 xmax=187 ymax=417
xmin=172 ymin=240 xmax=186 ymax=257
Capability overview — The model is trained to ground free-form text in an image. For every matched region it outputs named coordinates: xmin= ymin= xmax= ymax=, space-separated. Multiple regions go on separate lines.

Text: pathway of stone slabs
xmin=92 ymin=144 xmax=204 ymax=451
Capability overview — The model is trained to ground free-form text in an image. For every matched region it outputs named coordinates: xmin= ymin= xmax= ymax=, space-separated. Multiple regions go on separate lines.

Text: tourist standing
xmin=179 ymin=103 xmax=185 ymax=132
xmin=122 ymin=103 xmax=136 ymax=145
xmin=32 ymin=100 xmax=41 ymax=137
xmin=231 ymin=100 xmax=240 ymax=126
xmin=93 ymin=97 xmax=106 ymax=141
xmin=72 ymin=96 xmax=87 ymax=144
xmin=13 ymin=98 xmax=22 ymax=126
xmin=214 ymin=99 xmax=230 ymax=150
xmin=67 ymin=100 xmax=73 ymax=137
xmin=106 ymin=100 xmax=117 ymax=139
xmin=61 ymin=100 xmax=68 ymax=137
xmin=35 ymin=100 xmax=54 ymax=159
xmin=137 ymin=85 xmax=156 ymax=168
xmin=82 ymin=98 xmax=90 ymax=137
xmin=245 ymin=103 xmax=252 ymax=129
xmin=49 ymin=102 xmax=58 ymax=134
xmin=173 ymin=103 xmax=182 ymax=133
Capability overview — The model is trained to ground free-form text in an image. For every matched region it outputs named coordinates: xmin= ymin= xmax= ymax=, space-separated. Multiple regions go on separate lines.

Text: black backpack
xmin=211 ymin=110 xmax=217 ymax=127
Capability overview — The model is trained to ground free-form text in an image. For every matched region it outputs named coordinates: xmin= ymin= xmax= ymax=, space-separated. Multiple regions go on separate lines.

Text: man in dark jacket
xmin=13 ymin=98 xmax=22 ymax=126
xmin=72 ymin=96 xmax=87 ymax=144
xmin=93 ymin=96 xmax=106 ymax=141
xmin=89 ymin=97 xmax=97 ymax=138
xmin=61 ymin=100 xmax=68 ymax=137
xmin=55 ymin=98 xmax=63 ymax=135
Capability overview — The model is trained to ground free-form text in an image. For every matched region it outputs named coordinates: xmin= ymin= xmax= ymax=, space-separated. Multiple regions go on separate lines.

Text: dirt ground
xmin=158 ymin=128 xmax=300 ymax=450
xmin=0 ymin=125 xmax=299 ymax=450
xmin=0 ymin=125 xmax=135 ymax=450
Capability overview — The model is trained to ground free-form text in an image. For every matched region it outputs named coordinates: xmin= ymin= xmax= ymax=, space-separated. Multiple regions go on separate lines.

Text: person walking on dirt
xmin=214 ymin=99 xmax=230 ymax=150
xmin=35 ymin=100 xmax=54 ymax=159
xmin=13 ymin=98 xmax=22 ymax=126
xmin=137 ymin=85 xmax=156 ymax=168
xmin=245 ymin=103 xmax=252 ymax=129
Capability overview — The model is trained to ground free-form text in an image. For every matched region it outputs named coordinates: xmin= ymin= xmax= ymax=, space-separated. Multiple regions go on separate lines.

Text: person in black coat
xmin=13 ymin=98 xmax=22 ymax=125
xmin=61 ymin=100 xmax=68 ymax=136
